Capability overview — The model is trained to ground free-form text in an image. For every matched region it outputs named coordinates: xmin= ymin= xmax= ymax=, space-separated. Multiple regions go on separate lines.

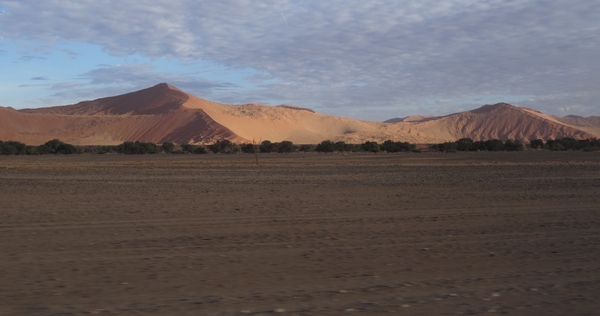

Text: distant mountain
xmin=384 ymin=115 xmax=435 ymax=123
xmin=1 ymin=84 xmax=598 ymax=145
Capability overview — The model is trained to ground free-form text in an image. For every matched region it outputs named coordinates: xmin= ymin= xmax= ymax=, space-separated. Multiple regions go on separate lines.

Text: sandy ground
xmin=1 ymin=152 xmax=599 ymax=315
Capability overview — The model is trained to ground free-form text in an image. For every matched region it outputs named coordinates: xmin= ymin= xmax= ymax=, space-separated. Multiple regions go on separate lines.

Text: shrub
xmin=584 ymin=138 xmax=600 ymax=151
xmin=240 ymin=143 xmax=257 ymax=153
xmin=277 ymin=141 xmax=295 ymax=153
xmin=472 ymin=141 xmax=487 ymax=151
xmin=179 ymin=143 xmax=208 ymax=154
xmin=430 ymin=142 xmax=457 ymax=152
xmin=209 ymin=139 xmax=235 ymax=154
xmin=351 ymin=144 xmax=365 ymax=152
xmin=117 ymin=141 xmax=161 ymax=154
xmin=315 ymin=140 xmax=335 ymax=153
xmin=298 ymin=144 xmax=315 ymax=152
xmin=484 ymin=139 xmax=505 ymax=151
xmin=333 ymin=141 xmax=354 ymax=152
xmin=79 ymin=145 xmax=118 ymax=154
xmin=193 ymin=146 xmax=208 ymax=154
xmin=161 ymin=142 xmax=175 ymax=153
xmin=361 ymin=141 xmax=380 ymax=153
xmin=529 ymin=139 xmax=544 ymax=149
xmin=381 ymin=140 xmax=414 ymax=152
xmin=504 ymin=139 xmax=524 ymax=151
xmin=259 ymin=140 xmax=273 ymax=153
xmin=223 ymin=144 xmax=240 ymax=154
xmin=25 ymin=146 xmax=40 ymax=155
xmin=546 ymin=139 xmax=565 ymax=151
xmin=0 ymin=140 xmax=27 ymax=155
xmin=430 ymin=138 xmax=525 ymax=152
xmin=38 ymin=139 xmax=78 ymax=155
xmin=455 ymin=138 xmax=474 ymax=151
xmin=180 ymin=143 xmax=195 ymax=153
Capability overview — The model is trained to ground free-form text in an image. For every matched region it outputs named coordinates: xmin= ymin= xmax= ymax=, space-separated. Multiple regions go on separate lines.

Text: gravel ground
xmin=1 ymin=151 xmax=599 ymax=315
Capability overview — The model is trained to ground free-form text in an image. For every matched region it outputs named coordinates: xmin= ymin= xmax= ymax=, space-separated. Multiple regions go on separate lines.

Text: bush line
xmin=0 ymin=137 xmax=598 ymax=155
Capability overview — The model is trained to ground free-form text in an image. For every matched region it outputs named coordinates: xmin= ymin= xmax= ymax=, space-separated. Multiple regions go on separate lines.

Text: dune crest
xmin=1 ymin=84 xmax=598 ymax=145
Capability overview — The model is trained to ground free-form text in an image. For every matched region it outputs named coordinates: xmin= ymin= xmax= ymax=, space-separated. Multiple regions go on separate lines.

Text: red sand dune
xmin=1 ymin=84 xmax=598 ymax=145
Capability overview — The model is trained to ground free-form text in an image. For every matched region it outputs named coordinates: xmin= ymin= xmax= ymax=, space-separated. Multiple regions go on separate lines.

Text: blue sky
xmin=1 ymin=1 xmax=599 ymax=121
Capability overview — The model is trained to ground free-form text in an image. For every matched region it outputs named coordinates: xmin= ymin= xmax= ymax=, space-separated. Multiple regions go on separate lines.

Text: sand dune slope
xmin=0 ymin=108 xmax=241 ymax=145
xmin=552 ymin=115 xmax=600 ymax=136
xmin=1 ymin=84 xmax=599 ymax=145
xmin=21 ymin=84 xmax=190 ymax=116
xmin=404 ymin=103 xmax=597 ymax=142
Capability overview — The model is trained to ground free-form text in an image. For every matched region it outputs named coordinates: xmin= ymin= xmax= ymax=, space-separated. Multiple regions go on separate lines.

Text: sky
xmin=0 ymin=1 xmax=599 ymax=121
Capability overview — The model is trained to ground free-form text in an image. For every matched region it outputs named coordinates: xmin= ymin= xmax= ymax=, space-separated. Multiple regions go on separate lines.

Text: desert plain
xmin=1 ymin=152 xmax=599 ymax=315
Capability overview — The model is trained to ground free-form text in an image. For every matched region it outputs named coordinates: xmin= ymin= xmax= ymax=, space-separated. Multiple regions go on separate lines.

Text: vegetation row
xmin=0 ymin=137 xmax=598 ymax=155
xmin=429 ymin=137 xmax=600 ymax=152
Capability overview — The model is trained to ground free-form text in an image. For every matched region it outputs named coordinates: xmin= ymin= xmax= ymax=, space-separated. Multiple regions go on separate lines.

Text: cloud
xmin=79 ymin=64 xmax=238 ymax=92
xmin=31 ymin=76 xmax=48 ymax=80
xmin=1 ymin=1 xmax=599 ymax=118
xmin=18 ymin=54 xmax=46 ymax=62
xmin=19 ymin=83 xmax=47 ymax=88
xmin=32 ymin=63 xmax=239 ymax=105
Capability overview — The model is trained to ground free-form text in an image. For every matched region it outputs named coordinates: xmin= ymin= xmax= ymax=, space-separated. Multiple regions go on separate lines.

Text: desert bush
xmin=240 ymin=143 xmax=256 ymax=153
xmin=559 ymin=137 xmax=579 ymax=150
xmin=277 ymin=141 xmax=295 ymax=153
xmin=504 ymin=139 xmax=524 ymax=151
xmin=529 ymin=139 xmax=544 ymax=149
xmin=117 ymin=141 xmax=161 ymax=154
xmin=430 ymin=138 xmax=526 ymax=152
xmin=224 ymin=144 xmax=240 ymax=154
xmin=180 ymin=143 xmax=196 ymax=153
xmin=25 ymin=146 xmax=40 ymax=155
xmin=381 ymin=140 xmax=414 ymax=152
xmin=208 ymin=139 xmax=236 ymax=154
xmin=315 ymin=140 xmax=335 ymax=153
xmin=471 ymin=141 xmax=487 ymax=151
xmin=361 ymin=141 xmax=381 ymax=153
xmin=298 ymin=144 xmax=315 ymax=152
xmin=194 ymin=146 xmax=208 ymax=154
xmin=545 ymin=137 xmax=594 ymax=151
xmin=351 ymin=144 xmax=365 ymax=152
xmin=581 ymin=138 xmax=600 ymax=151
xmin=429 ymin=142 xmax=457 ymax=152
xmin=545 ymin=139 xmax=564 ymax=151
xmin=79 ymin=145 xmax=118 ymax=154
xmin=178 ymin=143 xmax=207 ymax=154
xmin=484 ymin=139 xmax=505 ymax=151
xmin=455 ymin=138 xmax=474 ymax=151
xmin=161 ymin=142 xmax=175 ymax=153
xmin=332 ymin=141 xmax=354 ymax=152
xmin=259 ymin=140 xmax=274 ymax=153
xmin=0 ymin=140 xmax=28 ymax=155
xmin=38 ymin=139 xmax=78 ymax=155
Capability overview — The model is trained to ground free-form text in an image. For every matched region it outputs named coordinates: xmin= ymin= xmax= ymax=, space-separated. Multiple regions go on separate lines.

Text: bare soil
xmin=1 ymin=152 xmax=599 ymax=315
